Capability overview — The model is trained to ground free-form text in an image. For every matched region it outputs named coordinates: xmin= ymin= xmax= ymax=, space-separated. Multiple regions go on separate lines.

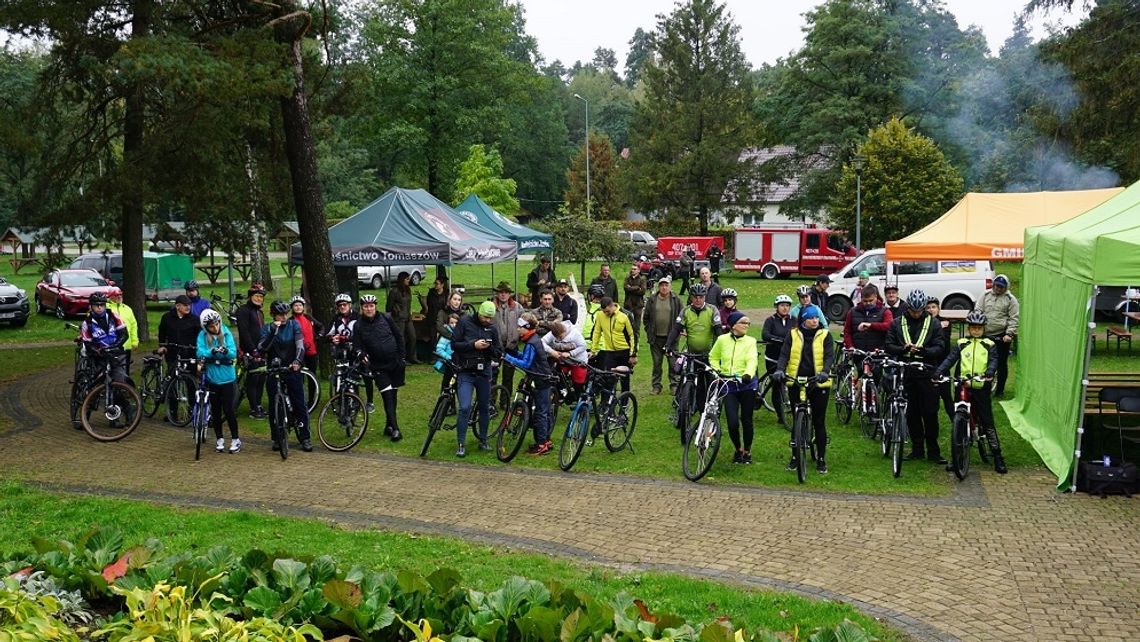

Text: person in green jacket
xmin=106 ymin=287 xmax=138 ymax=374
xmin=709 ymin=311 xmax=759 ymax=464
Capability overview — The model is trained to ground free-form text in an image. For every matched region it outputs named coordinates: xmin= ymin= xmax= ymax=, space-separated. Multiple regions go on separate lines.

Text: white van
xmin=823 ymin=248 xmax=994 ymax=321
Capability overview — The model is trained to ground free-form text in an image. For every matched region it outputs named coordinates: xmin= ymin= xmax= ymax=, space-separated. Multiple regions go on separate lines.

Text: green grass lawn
xmin=0 ymin=482 xmax=905 ymax=640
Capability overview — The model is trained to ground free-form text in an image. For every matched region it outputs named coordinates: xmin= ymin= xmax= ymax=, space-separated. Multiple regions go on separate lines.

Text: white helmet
xmin=200 ymin=309 xmax=223 ymax=328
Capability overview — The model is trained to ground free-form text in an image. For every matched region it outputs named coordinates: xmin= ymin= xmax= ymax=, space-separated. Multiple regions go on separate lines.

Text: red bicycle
xmin=936 ymin=374 xmax=991 ymax=480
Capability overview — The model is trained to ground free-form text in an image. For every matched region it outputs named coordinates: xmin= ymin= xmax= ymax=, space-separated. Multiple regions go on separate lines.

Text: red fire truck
xmin=733 ymin=226 xmax=857 ymax=279
xmin=656 ymin=236 xmax=724 ymax=260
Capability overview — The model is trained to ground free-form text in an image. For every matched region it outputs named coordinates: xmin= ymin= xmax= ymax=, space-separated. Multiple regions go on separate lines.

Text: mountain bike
xmin=670 ymin=351 xmax=705 ymax=445
xmin=879 ymin=358 xmax=929 ymax=478
xmin=682 ymin=365 xmax=736 ymax=482
xmin=79 ymin=347 xmax=142 ymax=442
xmin=558 ymin=361 xmax=635 ymax=472
xmin=316 ymin=354 xmax=370 ymax=451
xmin=210 ymin=292 xmax=243 ymax=325
xmin=243 ymin=361 xmax=320 ymax=415
xmin=495 ymin=368 xmax=562 ymax=463
xmin=65 ymin=324 xmax=95 ymax=430
xmin=419 ymin=363 xmax=508 ymax=457
xmin=935 ymin=374 xmax=992 ymax=480
xmin=842 ymin=348 xmax=886 ymax=439
xmin=789 ymin=376 xmax=822 ymax=484
xmin=138 ymin=343 xmax=197 ymax=426
xmin=265 ymin=363 xmax=307 ymax=461
xmin=190 ymin=366 xmax=213 ymax=460
xmin=833 ymin=345 xmax=856 ymax=425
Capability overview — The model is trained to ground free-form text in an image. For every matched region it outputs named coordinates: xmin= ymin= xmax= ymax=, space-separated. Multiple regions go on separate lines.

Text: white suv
xmin=357 ymin=265 xmax=427 ymax=289
xmin=824 ymin=248 xmax=994 ymax=321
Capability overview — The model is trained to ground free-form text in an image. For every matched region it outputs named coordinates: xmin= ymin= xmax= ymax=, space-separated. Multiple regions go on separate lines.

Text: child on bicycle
xmin=709 ymin=311 xmax=758 ymax=464
xmin=933 ymin=310 xmax=1006 ymax=474
xmin=774 ymin=305 xmax=835 ymax=474
xmin=543 ymin=319 xmax=588 ymax=403
xmin=196 ymin=309 xmax=240 ymax=453
xmin=503 ymin=313 xmax=554 ymax=455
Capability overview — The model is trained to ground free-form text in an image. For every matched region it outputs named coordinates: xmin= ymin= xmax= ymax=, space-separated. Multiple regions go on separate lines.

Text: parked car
xmin=0 ymin=277 xmax=30 ymax=327
xmin=618 ymin=230 xmax=657 ymax=255
xmin=357 ymin=265 xmax=426 ymax=289
xmin=35 ymin=269 xmax=115 ymax=319
xmin=824 ymin=249 xmax=994 ymax=322
xmin=70 ymin=251 xmax=195 ymax=300
xmin=70 ymin=253 xmax=123 ymax=285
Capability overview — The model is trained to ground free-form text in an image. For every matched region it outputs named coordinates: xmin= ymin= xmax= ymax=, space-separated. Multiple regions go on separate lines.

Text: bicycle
xmin=788 ymin=376 xmax=822 ymax=484
xmin=935 ymin=374 xmax=992 ymax=480
xmin=209 ymin=292 xmax=244 ymax=325
xmin=78 ymin=346 xmax=143 ymax=442
xmin=316 ymin=354 xmax=370 ymax=451
xmin=670 ymin=351 xmax=706 ymax=445
xmin=494 ymin=368 xmax=562 ymax=463
xmin=755 ymin=349 xmax=791 ymax=430
xmin=265 ymin=363 xmax=310 ymax=460
xmin=879 ymin=358 xmax=929 ymax=478
xmin=138 ymin=343 xmax=198 ymax=426
xmin=65 ymin=324 xmax=95 ymax=430
xmin=832 ymin=344 xmax=856 ymax=425
xmin=242 ymin=361 xmax=320 ymax=415
xmin=558 ymin=360 xmax=635 ymax=472
xmin=840 ymin=348 xmax=886 ymax=439
xmin=419 ymin=362 xmax=508 ymax=457
xmin=681 ymin=364 xmax=736 ymax=482
xmin=190 ymin=366 xmax=213 ymax=460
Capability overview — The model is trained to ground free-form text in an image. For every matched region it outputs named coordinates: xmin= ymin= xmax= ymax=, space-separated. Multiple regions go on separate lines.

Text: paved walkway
xmin=1 ymin=368 xmax=1138 ymax=642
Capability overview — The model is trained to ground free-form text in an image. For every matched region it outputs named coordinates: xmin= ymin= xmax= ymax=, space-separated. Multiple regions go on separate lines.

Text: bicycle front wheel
xmin=302 ymin=369 xmax=320 ymax=415
xmin=890 ymin=406 xmax=906 ymax=478
xmin=421 ymin=392 xmax=452 ymax=457
xmin=317 ymin=392 xmax=368 ymax=451
xmin=674 ymin=382 xmax=694 ymax=445
xmin=193 ymin=401 xmax=209 ymax=461
xmin=139 ymin=365 xmax=161 ymax=418
xmin=496 ymin=400 xmax=530 ymax=463
xmin=951 ymin=412 xmax=970 ymax=480
xmin=166 ymin=374 xmax=196 ymax=427
xmin=835 ymin=371 xmax=853 ymax=425
xmin=682 ymin=412 xmax=721 ymax=482
xmin=558 ymin=404 xmax=589 ymax=471
xmin=81 ymin=382 xmax=142 ymax=442
xmin=273 ymin=393 xmax=290 ymax=461
xmin=603 ymin=392 xmax=637 ymax=452
xmin=793 ymin=410 xmax=810 ymax=484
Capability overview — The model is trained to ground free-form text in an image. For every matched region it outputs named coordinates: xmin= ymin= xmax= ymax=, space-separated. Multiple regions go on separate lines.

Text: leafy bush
xmin=2 ymin=528 xmax=877 ymax=642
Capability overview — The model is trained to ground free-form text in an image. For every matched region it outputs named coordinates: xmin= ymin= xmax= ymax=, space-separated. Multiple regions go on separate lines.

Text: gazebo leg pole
xmin=514 ymin=258 xmax=518 ymax=302
xmin=1071 ymin=287 xmax=1099 ymax=492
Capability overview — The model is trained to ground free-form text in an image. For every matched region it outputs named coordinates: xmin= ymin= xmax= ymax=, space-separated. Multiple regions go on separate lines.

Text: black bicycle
xmin=671 ymin=351 xmax=705 ymax=445
xmin=66 ymin=324 xmax=94 ymax=430
xmin=78 ymin=347 xmax=142 ymax=442
xmin=420 ymin=363 xmax=508 ymax=457
xmin=316 ymin=355 xmax=370 ymax=451
xmin=879 ymin=358 xmax=929 ymax=478
xmin=190 ymin=366 xmax=213 ymax=460
xmin=265 ymin=363 xmax=308 ymax=460
xmin=558 ymin=360 xmax=635 ymax=472
xmin=138 ymin=343 xmax=197 ymax=426
xmin=495 ymin=368 xmax=563 ymax=463
xmin=789 ymin=376 xmax=821 ymax=484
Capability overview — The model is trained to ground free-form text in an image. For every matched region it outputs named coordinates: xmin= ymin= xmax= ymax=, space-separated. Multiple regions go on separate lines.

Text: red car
xmin=35 ymin=269 xmax=115 ymax=319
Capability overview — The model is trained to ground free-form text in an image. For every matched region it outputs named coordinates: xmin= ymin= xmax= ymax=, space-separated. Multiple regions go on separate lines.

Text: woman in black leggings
xmin=196 ymin=310 xmax=241 ymax=453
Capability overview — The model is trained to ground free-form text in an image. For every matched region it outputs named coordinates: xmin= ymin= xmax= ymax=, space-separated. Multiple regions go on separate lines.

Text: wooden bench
xmin=1084 ymin=372 xmax=1140 ymax=418
xmin=1106 ymin=326 xmax=1133 ymax=353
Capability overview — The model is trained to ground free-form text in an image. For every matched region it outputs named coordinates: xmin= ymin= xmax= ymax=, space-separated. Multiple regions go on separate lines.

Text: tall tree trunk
xmin=244 ymin=142 xmax=272 ymax=287
xmin=698 ymin=204 xmax=708 ymax=236
xmin=122 ymin=0 xmax=152 ymax=341
xmin=272 ymin=6 xmax=334 ymax=370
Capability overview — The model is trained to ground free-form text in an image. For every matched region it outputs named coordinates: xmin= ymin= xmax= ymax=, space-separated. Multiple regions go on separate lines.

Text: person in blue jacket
xmin=503 ymin=312 xmax=555 ymax=455
xmin=185 ymin=280 xmax=212 ymax=317
xmin=197 ymin=309 xmax=241 ymax=453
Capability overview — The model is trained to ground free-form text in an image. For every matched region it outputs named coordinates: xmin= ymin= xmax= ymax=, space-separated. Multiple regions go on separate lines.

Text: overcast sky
xmin=518 ymin=0 xmax=1088 ymax=70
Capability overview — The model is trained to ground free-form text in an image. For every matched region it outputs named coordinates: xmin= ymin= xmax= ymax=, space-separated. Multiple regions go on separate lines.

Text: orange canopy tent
xmin=885 ymin=188 xmax=1123 ymax=261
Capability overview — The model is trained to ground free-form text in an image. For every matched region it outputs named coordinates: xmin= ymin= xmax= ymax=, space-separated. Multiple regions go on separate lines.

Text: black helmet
xmin=966 ymin=310 xmax=987 ymax=326
xmin=88 ymin=292 xmax=108 ymax=306
xmin=689 ymin=283 xmax=708 ymax=296
xmin=185 ymin=280 xmax=199 ymax=290
xmin=270 ymin=299 xmax=290 ymax=315
xmin=587 ymin=284 xmax=605 ymax=298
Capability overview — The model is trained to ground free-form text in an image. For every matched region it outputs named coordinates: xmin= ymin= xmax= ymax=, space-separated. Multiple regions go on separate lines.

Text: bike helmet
xmin=796 ymin=285 xmax=812 ymax=297
xmin=290 ymin=294 xmax=306 ymax=306
xmin=587 ymin=284 xmax=605 ymax=298
xmin=720 ymin=287 xmax=737 ymax=299
xmin=906 ymin=289 xmax=927 ymax=310
xmin=184 ymin=280 xmax=199 ymax=290
xmin=88 ymin=292 xmax=108 ymax=306
xmin=106 ymin=287 xmax=122 ymax=299
xmin=774 ymin=294 xmax=793 ymax=306
xmin=965 ymin=310 xmax=987 ymax=326
xmin=359 ymin=294 xmax=377 ymax=305
xmin=478 ymin=300 xmax=496 ymax=317
xmin=270 ymin=299 xmax=290 ymax=315
xmin=247 ymin=285 xmax=266 ymax=297
xmin=334 ymin=293 xmax=352 ymax=305
xmin=689 ymin=283 xmax=708 ymax=296
xmin=200 ymin=309 xmax=222 ymax=327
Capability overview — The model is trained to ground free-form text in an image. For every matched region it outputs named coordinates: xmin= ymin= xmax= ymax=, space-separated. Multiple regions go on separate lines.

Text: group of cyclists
xmin=72 ymin=262 xmax=1014 ymax=477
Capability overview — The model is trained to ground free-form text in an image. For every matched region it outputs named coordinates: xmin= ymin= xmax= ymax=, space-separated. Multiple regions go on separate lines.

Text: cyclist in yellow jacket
xmin=934 ymin=310 xmax=1006 ymax=474
xmin=774 ymin=305 xmax=835 ymax=474
xmin=709 ymin=311 xmax=759 ymax=464
xmin=590 ymin=297 xmax=637 ymax=396
xmin=106 ymin=287 xmax=138 ymax=374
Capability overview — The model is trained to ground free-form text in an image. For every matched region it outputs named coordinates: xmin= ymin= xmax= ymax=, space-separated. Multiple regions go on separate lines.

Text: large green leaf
xmin=309 ymin=555 xmax=338 ymax=585
xmin=515 ymin=604 xmax=561 ymax=642
xmin=699 ymin=619 xmax=735 ymax=642
xmin=426 ymin=567 xmax=462 ymax=595
xmin=297 ymin=587 xmax=329 ymax=619
xmin=272 ymin=559 xmax=310 ymax=593
xmin=241 ymin=549 xmax=271 ymax=572
xmin=559 ymin=608 xmax=591 ymax=642
xmin=487 ymin=576 xmax=550 ymax=621
xmin=809 ymin=620 xmax=877 ymax=642
xmin=396 ymin=569 xmax=431 ymax=595
xmin=323 ymin=579 xmax=362 ymax=610
xmin=244 ymin=585 xmax=284 ymax=616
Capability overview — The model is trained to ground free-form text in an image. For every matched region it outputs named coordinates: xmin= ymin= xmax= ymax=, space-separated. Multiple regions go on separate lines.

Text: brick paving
xmin=2 ymin=368 xmax=1139 ymax=642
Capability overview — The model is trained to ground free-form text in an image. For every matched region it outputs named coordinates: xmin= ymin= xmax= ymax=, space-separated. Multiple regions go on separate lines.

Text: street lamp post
xmin=853 ymin=154 xmax=865 ymax=253
xmin=573 ymin=93 xmax=590 ymax=218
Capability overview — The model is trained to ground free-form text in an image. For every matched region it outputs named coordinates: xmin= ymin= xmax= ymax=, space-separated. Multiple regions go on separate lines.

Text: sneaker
xmin=250 ymin=408 xmax=267 ymax=419
xmin=390 ymin=428 xmax=403 ymax=443
xmin=532 ymin=440 xmax=553 ymax=455
xmin=366 ymin=402 xmax=375 ymax=414
xmin=525 ymin=443 xmax=542 ymax=454
xmin=742 ymin=452 xmax=752 ymax=465
xmin=994 ymin=454 xmax=1008 ymax=474
xmin=732 ymin=450 xmax=743 ymax=464
xmin=456 ymin=443 xmax=466 ymax=458
xmin=300 ymin=439 xmax=313 ymax=452
xmin=928 ymin=455 xmax=948 ymax=465
xmin=785 ymin=458 xmax=798 ymax=472
xmin=652 ymin=386 xmax=662 ymax=395
xmin=215 ymin=438 xmax=225 ymax=453
xmin=271 ymin=440 xmax=281 ymax=452
xmin=477 ymin=440 xmax=491 ymax=451
xmin=384 ymin=425 xmax=394 ymax=437
xmin=816 ymin=459 xmax=829 ymax=474
xmin=229 ymin=438 xmax=242 ymax=453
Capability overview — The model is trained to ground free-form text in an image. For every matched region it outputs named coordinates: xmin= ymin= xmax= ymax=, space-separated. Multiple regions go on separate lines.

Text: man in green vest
xmin=886 ymin=289 xmax=947 ymax=464
xmin=935 ymin=310 xmax=1006 ymax=474
xmin=774 ymin=304 xmax=834 ymax=474
xmin=666 ymin=282 xmax=723 ymax=408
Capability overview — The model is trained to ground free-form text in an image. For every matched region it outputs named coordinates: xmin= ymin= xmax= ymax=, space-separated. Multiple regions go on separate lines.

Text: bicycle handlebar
xmin=564 ymin=359 xmax=631 ymax=378
xmin=932 ymin=374 xmax=989 ymax=384
xmin=881 ymin=358 xmax=930 ymax=370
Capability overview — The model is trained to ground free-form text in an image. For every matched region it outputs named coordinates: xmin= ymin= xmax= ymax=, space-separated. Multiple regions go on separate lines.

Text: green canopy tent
xmin=1005 ymin=180 xmax=1140 ymax=489
xmin=455 ymin=194 xmax=553 ymax=293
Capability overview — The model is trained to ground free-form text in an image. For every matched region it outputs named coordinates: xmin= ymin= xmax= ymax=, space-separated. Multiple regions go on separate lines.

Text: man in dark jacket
xmin=706 ymin=243 xmax=724 ymax=282
xmin=526 ymin=255 xmax=554 ymax=305
xmin=643 ymin=276 xmax=681 ymax=395
xmin=843 ymin=285 xmax=893 ymax=352
xmin=810 ymin=275 xmax=831 ymax=319
xmin=552 ymin=279 xmax=578 ymax=324
xmin=623 ymin=264 xmax=647 ymax=334
xmin=885 ymin=289 xmax=947 ymax=464
xmin=158 ymin=294 xmax=201 ymax=371
xmin=356 ymin=293 xmax=405 ymax=441
xmin=450 ymin=301 xmax=503 ymax=457
xmin=589 ymin=264 xmax=619 ymax=301
xmin=235 ymin=285 xmax=267 ymax=418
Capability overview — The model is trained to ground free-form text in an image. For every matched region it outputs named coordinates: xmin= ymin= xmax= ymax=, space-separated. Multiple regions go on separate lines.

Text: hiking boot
xmin=455 ymin=443 xmax=466 ymax=458
xmin=732 ymin=450 xmax=743 ymax=464
xmin=993 ymin=453 xmax=1008 ymax=474
xmin=816 ymin=459 xmax=829 ymax=474
xmin=785 ymin=457 xmax=798 ymax=472
xmin=300 ymin=439 xmax=313 ymax=452
xmin=215 ymin=438 xmax=225 ymax=453
xmin=229 ymin=438 xmax=242 ymax=453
